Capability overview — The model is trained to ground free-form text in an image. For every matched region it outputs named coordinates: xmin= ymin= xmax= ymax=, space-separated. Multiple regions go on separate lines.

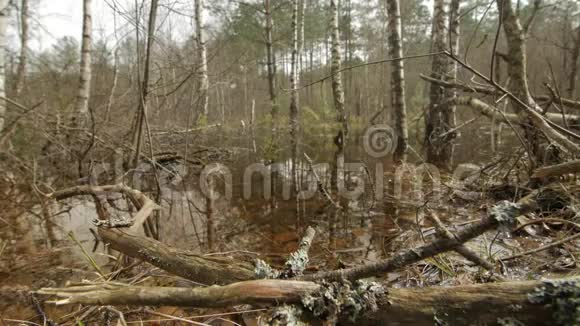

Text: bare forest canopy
xmin=0 ymin=0 xmax=579 ymax=325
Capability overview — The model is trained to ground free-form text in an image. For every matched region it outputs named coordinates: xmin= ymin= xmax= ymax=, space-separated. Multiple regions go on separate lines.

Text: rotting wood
xmin=38 ymin=277 xmax=579 ymax=326
xmin=533 ymin=159 xmax=580 ymax=178
xmin=300 ymin=199 xmax=533 ymax=282
xmin=99 ymin=228 xmax=255 ymax=285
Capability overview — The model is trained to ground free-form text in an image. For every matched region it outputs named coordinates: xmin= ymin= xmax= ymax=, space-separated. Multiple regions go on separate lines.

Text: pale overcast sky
xmin=23 ymin=0 xmax=195 ymax=52
xmin=26 ymin=0 xmax=436 ymax=52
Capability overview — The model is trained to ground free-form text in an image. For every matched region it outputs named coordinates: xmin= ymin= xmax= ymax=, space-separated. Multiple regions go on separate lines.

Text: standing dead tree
xmin=495 ymin=0 xmax=544 ymax=166
xmin=0 ymin=0 xmax=8 ymax=133
xmin=72 ymin=0 xmax=92 ymax=128
xmin=130 ymin=0 xmax=158 ymax=169
xmin=568 ymin=26 xmax=580 ymax=99
xmin=14 ymin=0 xmax=29 ymax=97
xmin=425 ymin=0 xmax=453 ymax=168
xmin=264 ymin=0 xmax=277 ymax=132
xmin=386 ymin=0 xmax=408 ymax=162
xmin=289 ymin=0 xmax=300 ymax=192
xmin=330 ymin=0 xmax=348 ymax=190
xmin=194 ymin=0 xmax=209 ymax=122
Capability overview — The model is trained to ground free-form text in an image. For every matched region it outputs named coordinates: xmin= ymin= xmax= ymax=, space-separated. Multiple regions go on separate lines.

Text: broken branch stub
xmin=255 ymin=226 xmax=316 ymax=279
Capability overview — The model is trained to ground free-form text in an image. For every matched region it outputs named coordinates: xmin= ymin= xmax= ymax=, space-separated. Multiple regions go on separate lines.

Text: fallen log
xmin=425 ymin=211 xmax=495 ymax=271
xmin=301 ymin=199 xmax=536 ymax=282
xmin=449 ymin=96 xmax=580 ymax=128
xmin=450 ymin=96 xmax=580 ymax=154
xmin=39 ymin=277 xmax=579 ymax=326
xmin=98 ymin=228 xmax=255 ymax=285
xmin=533 ymin=159 xmax=580 ymax=178
xmin=420 ymin=74 xmax=580 ymax=112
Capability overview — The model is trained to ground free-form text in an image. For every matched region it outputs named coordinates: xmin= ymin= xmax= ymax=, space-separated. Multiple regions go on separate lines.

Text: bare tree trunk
xmin=0 ymin=0 xmax=8 ymax=133
xmin=264 ymin=0 xmax=277 ymax=130
xmin=568 ymin=26 xmax=580 ymax=99
xmin=330 ymin=0 xmax=348 ymax=191
xmin=289 ymin=0 xmax=300 ymax=193
xmin=195 ymin=0 xmax=209 ymax=122
xmin=130 ymin=0 xmax=158 ymax=168
xmin=441 ymin=0 xmax=461 ymax=166
xmin=73 ymin=0 xmax=92 ymax=127
xmin=425 ymin=0 xmax=450 ymax=168
xmin=386 ymin=0 xmax=408 ymax=162
xmin=104 ymin=48 xmax=119 ymax=122
xmin=14 ymin=0 xmax=28 ymax=97
xmin=497 ymin=0 xmax=542 ymax=166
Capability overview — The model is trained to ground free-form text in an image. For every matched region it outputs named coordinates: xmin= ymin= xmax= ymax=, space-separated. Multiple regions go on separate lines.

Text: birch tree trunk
xmin=330 ymin=0 xmax=348 ymax=191
xmin=386 ymin=0 xmax=408 ymax=162
xmin=194 ymin=0 xmax=209 ymax=122
xmin=0 ymin=0 xmax=8 ymax=133
xmin=73 ymin=0 xmax=92 ymax=128
xmin=14 ymin=0 xmax=28 ymax=97
xmin=289 ymin=0 xmax=300 ymax=192
xmin=425 ymin=0 xmax=449 ymax=168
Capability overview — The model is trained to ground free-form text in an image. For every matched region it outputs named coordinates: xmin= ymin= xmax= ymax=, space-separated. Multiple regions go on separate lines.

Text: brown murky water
xmin=1 ymin=121 xmax=530 ymax=321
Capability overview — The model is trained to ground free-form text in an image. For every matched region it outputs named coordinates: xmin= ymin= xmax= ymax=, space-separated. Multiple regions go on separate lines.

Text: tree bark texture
xmin=330 ymin=0 xmax=348 ymax=191
xmin=264 ymin=0 xmax=277 ymax=129
xmin=73 ymin=0 xmax=92 ymax=127
xmin=39 ymin=277 xmax=577 ymax=326
xmin=426 ymin=0 xmax=452 ymax=168
xmin=14 ymin=0 xmax=29 ymax=97
xmin=289 ymin=0 xmax=300 ymax=192
xmin=195 ymin=0 xmax=209 ymax=120
xmin=130 ymin=0 xmax=158 ymax=168
xmin=0 ymin=0 xmax=8 ymax=133
xmin=386 ymin=0 xmax=409 ymax=162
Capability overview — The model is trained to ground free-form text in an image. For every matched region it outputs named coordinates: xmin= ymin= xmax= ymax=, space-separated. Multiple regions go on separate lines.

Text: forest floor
xmin=0 ymin=126 xmax=578 ymax=325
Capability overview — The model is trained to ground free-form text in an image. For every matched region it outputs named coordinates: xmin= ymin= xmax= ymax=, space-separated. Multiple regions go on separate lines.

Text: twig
xmin=301 ymin=199 xmax=532 ymax=282
xmin=501 ymin=233 xmax=580 ymax=261
xmin=294 ymin=52 xmax=445 ymax=91
xmin=425 ymin=211 xmax=495 ymax=271
xmin=513 ymin=218 xmax=580 ymax=233
xmin=303 ymin=153 xmax=340 ymax=209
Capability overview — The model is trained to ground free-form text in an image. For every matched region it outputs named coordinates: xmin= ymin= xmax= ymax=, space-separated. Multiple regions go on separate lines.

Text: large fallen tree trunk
xmin=448 ymin=96 xmax=580 ymax=128
xmin=420 ymin=73 xmax=580 ymax=111
xmin=533 ymin=159 xmax=580 ymax=178
xmin=99 ymin=228 xmax=255 ymax=285
xmin=95 ymin=190 xmax=539 ymax=285
xmin=39 ymin=277 xmax=579 ymax=326
xmin=48 ymin=184 xmax=256 ymax=285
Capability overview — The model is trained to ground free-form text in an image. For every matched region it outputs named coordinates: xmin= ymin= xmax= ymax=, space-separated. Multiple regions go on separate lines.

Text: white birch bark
xmin=0 ymin=0 xmax=10 ymax=133
xmin=195 ymin=0 xmax=209 ymax=120
xmin=386 ymin=0 xmax=408 ymax=162
xmin=73 ymin=0 xmax=92 ymax=127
